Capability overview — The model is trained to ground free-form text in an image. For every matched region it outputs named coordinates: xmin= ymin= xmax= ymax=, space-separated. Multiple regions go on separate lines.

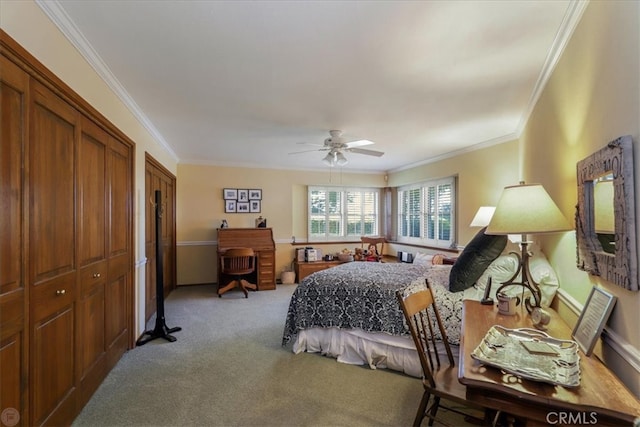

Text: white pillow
xmin=474 ymin=249 xmax=559 ymax=307
xmin=413 ymin=252 xmax=434 ymax=266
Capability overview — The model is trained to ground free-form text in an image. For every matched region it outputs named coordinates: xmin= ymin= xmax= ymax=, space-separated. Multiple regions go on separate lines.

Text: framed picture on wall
xmin=237 ymin=202 xmax=250 ymax=213
xmin=250 ymin=200 xmax=261 ymax=213
xmin=249 ymin=189 xmax=262 ymax=200
xmin=223 ymin=188 xmax=237 ymax=200
xmin=225 ymin=200 xmax=236 ymax=213
xmin=238 ymin=189 xmax=249 ymax=202
xmin=572 ymin=286 xmax=617 ymax=356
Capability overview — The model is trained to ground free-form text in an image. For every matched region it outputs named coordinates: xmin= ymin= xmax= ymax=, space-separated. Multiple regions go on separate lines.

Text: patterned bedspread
xmin=281 ymin=262 xmax=464 ymax=346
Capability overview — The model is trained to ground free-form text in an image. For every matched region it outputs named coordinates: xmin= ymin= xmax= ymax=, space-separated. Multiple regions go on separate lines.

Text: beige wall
xmin=520 ymin=1 xmax=640 ymax=395
xmin=176 ymin=141 xmax=519 ymax=285
xmin=388 ymin=140 xmax=519 ymax=247
xmin=176 ymin=164 xmax=384 ymax=284
xmin=1 ymin=1 xmax=178 ymax=336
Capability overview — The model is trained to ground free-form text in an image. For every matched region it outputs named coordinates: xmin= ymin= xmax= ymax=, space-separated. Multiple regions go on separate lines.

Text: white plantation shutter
xmin=398 ymin=176 xmax=456 ymax=248
xmin=309 ymin=186 xmax=379 ymax=241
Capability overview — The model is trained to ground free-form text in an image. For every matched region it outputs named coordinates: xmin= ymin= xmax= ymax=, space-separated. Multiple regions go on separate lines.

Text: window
xmin=397 ymin=176 xmax=456 ymax=248
xmin=308 ymin=186 xmax=380 ymax=241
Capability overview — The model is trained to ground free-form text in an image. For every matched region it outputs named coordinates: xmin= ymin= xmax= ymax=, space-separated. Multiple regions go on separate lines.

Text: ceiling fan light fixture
xmin=322 ymin=152 xmax=335 ymax=166
xmin=336 ymin=152 xmax=348 ymax=166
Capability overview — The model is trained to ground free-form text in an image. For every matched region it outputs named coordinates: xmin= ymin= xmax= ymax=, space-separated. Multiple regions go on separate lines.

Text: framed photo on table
xmin=572 ymin=286 xmax=616 ymax=356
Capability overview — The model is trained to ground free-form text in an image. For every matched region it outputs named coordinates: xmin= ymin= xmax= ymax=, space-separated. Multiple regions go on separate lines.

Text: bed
xmin=281 ymin=261 xmax=470 ymax=377
xmin=281 ymin=237 xmax=560 ymax=378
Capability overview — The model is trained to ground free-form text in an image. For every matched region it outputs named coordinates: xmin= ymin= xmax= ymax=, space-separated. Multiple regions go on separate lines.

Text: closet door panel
xmin=108 ymin=138 xmax=131 ymax=258
xmin=0 ymin=54 xmax=29 ymax=425
xmin=105 ymin=138 xmax=130 ymax=363
xmin=77 ymin=116 xmax=108 ymax=394
xmin=32 ymin=307 xmax=75 ymax=426
xmin=78 ymin=117 xmax=107 ymax=268
xmin=30 ymin=81 xmax=76 ymax=284
xmin=1 ymin=56 xmax=27 ymax=294
xmin=105 ymin=270 xmax=128 ymax=369
xmin=29 ymin=80 xmax=79 ymax=426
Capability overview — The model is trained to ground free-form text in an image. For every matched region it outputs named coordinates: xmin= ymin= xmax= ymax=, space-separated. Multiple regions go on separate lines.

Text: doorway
xmin=145 ymin=153 xmax=177 ymax=322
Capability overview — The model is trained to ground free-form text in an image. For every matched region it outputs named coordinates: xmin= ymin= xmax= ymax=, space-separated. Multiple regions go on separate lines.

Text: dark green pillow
xmin=449 ymin=227 xmax=507 ymax=292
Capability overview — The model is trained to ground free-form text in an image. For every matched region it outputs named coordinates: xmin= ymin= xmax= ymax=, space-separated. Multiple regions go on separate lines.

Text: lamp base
xmin=496 ymin=240 xmax=541 ymax=313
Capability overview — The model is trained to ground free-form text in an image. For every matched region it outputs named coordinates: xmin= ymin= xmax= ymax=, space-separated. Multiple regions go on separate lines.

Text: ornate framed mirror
xmin=576 ymin=135 xmax=637 ymax=291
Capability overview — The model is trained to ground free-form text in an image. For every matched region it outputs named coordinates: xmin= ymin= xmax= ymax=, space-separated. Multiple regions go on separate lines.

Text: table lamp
xmin=485 ymin=182 xmax=571 ymax=312
xmin=470 ymin=206 xmax=495 ymax=227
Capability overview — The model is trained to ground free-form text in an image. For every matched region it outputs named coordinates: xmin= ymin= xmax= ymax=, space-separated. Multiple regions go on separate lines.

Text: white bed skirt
xmin=292 ymin=327 xmax=459 ymax=378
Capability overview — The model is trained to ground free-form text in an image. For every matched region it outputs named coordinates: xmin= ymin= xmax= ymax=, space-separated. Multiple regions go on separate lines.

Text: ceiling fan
xmin=290 ymin=130 xmax=384 ymax=166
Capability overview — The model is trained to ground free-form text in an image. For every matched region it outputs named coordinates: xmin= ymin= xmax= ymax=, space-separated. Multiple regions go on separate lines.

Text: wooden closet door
xmin=29 ymin=80 xmax=79 ymax=426
xmin=104 ymin=136 xmax=131 ymax=368
xmin=1 ymin=54 xmax=30 ymax=427
xmin=77 ymin=116 xmax=108 ymax=403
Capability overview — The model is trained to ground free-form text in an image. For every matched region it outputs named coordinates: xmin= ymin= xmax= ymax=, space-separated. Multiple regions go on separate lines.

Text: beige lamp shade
xmin=486 ymin=183 xmax=571 ymax=235
xmin=470 ymin=206 xmax=495 ymax=227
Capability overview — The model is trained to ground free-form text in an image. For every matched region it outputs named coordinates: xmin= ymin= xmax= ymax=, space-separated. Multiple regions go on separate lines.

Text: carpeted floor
xmin=72 ymin=284 xmax=479 ymax=427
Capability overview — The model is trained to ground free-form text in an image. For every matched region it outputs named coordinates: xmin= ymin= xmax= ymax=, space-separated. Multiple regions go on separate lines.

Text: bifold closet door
xmin=29 ymin=79 xmax=80 ymax=426
xmin=0 ymin=53 xmax=29 ymax=426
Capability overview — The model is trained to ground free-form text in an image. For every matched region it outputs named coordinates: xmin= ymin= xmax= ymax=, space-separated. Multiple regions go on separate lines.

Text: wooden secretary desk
xmin=217 ymin=228 xmax=276 ymax=290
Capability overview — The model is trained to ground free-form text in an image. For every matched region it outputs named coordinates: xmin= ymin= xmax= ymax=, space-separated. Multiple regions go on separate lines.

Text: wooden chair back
xmin=221 ymin=248 xmax=255 ymax=276
xmin=397 ymin=280 xmax=454 ymax=388
xmin=360 ymin=236 xmax=385 ymax=261
xmin=397 ymin=280 xmax=487 ymax=426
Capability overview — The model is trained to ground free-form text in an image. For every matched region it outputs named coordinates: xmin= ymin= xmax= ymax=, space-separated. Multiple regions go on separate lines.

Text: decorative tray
xmin=471 ymin=325 xmax=581 ymax=388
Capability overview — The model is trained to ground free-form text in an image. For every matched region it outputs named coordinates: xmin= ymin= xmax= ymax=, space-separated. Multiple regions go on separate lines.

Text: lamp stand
xmin=494 ymin=233 xmax=541 ymax=313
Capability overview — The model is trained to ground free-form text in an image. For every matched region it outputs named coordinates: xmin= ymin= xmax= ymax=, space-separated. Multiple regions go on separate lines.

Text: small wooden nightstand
xmin=294 ymin=259 xmax=344 ymax=282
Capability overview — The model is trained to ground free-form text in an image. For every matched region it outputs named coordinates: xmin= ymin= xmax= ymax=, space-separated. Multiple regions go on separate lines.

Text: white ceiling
xmin=41 ymin=0 xmax=584 ymax=173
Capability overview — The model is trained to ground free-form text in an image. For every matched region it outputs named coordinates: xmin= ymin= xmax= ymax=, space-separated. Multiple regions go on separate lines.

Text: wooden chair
xmin=218 ymin=248 xmax=257 ymax=298
xmin=360 ymin=236 xmax=385 ymax=262
xmin=396 ymin=280 xmax=488 ymax=427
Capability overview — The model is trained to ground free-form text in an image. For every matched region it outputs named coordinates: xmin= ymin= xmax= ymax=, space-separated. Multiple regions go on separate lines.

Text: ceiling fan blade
xmin=344 ymin=139 xmax=374 ymax=148
xmin=296 ymin=142 xmax=324 ymax=147
xmin=288 ymin=148 xmax=325 ymax=155
xmin=349 ymin=147 xmax=384 ymax=157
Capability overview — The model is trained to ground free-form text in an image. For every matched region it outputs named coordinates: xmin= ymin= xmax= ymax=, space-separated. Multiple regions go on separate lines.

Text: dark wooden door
xmin=104 ymin=135 xmax=131 ymax=368
xmin=29 ymin=80 xmax=79 ymax=426
xmin=76 ymin=115 xmax=108 ymax=406
xmin=0 ymin=53 xmax=30 ymax=427
xmin=144 ymin=154 xmax=176 ymax=322
xmin=2 ymin=30 xmax=135 ymax=426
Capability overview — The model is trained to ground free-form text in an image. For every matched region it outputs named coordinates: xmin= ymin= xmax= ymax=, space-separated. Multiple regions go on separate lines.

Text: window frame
xmin=308 ymin=186 xmax=381 ymax=242
xmin=397 ymin=176 xmax=457 ymax=249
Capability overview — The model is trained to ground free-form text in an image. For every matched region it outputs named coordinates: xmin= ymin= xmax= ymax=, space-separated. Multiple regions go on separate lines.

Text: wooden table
xmin=459 ymin=300 xmax=640 ymax=425
xmin=294 ymin=260 xmax=344 ymax=282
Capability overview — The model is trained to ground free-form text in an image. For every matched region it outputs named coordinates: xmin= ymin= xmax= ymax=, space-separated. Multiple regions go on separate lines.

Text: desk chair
xmin=218 ymin=248 xmax=257 ymax=298
xmin=360 ymin=236 xmax=385 ymax=262
xmin=397 ymin=280 xmax=488 ymax=426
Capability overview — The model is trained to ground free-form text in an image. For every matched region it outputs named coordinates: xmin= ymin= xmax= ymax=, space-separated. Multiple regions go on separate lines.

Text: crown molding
xmin=35 ymin=0 xmax=179 ymax=162
xmin=516 ymin=0 xmax=590 ymax=135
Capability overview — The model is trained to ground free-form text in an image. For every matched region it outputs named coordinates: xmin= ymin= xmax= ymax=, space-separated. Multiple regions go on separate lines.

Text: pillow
xmin=449 ymin=227 xmax=507 ymax=292
xmin=474 ymin=248 xmax=560 ymax=307
xmin=412 ymin=252 xmax=434 ymax=266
